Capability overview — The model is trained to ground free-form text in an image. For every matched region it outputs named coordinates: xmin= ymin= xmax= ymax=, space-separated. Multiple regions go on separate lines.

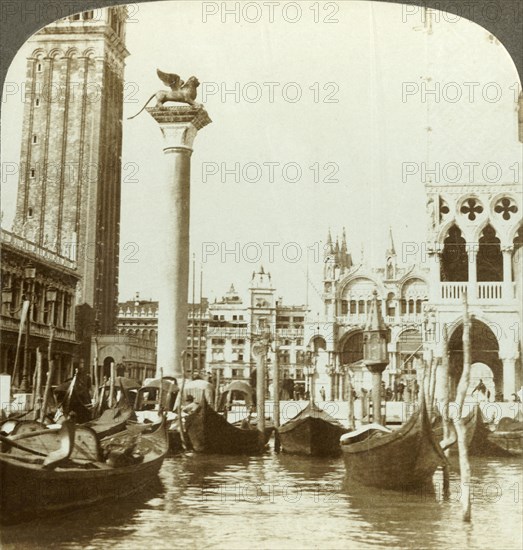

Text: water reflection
xmin=2 ymin=478 xmax=165 ymax=549
xmin=1 ymin=453 xmax=521 ymax=549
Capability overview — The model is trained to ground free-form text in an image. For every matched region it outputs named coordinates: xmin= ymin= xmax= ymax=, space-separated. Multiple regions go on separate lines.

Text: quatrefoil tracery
xmin=460 ymin=198 xmax=483 ymax=221
xmin=494 ymin=197 xmax=518 ymax=221
xmin=439 ymin=197 xmax=450 ymax=222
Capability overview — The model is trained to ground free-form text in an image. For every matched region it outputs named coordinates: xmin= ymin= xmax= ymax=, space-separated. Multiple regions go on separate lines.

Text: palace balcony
xmin=1 ymin=314 xmax=77 ymax=343
xmin=440 ymin=282 xmax=516 ymax=303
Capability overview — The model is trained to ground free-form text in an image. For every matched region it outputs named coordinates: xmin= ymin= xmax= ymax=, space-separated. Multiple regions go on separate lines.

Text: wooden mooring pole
xmin=454 ymin=291 xmax=472 ymax=521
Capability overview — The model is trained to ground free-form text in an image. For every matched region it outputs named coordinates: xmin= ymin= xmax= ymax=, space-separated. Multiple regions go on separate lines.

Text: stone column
xmin=427 ymin=247 xmax=441 ymax=303
xmin=502 ymin=246 xmax=513 ymax=300
xmin=502 ymin=357 xmax=517 ymax=399
xmin=147 ymin=106 xmax=211 ymax=378
xmin=467 ymin=246 xmax=477 ymax=301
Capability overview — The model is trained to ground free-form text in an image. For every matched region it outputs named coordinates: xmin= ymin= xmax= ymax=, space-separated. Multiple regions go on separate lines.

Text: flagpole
xmin=191 ymin=253 xmax=196 ymax=379
xmin=198 ymin=264 xmax=203 ymax=378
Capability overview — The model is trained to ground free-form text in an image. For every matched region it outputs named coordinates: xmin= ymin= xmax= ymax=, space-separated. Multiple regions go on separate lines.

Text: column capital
xmin=147 ymin=106 xmax=212 ymax=150
xmin=426 ymin=242 xmax=443 ymax=256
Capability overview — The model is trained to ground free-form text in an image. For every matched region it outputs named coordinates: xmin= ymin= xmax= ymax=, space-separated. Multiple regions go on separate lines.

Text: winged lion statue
xmin=128 ymin=69 xmax=202 ymax=119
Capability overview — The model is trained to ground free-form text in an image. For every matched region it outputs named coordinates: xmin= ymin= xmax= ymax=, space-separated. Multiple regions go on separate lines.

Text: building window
xmin=30 ymin=169 xmax=35 ymax=178
xmin=35 ymin=98 xmax=40 ymax=106
xmin=341 ymin=300 xmax=348 ymax=315
xmin=440 ymin=225 xmax=468 ymax=282
xmin=232 ymin=315 xmax=237 ymax=320
xmin=32 ymin=135 xmax=38 ymax=144
xmin=37 ymin=63 xmax=42 ymax=72
xmin=28 ymin=207 xmax=33 ymax=217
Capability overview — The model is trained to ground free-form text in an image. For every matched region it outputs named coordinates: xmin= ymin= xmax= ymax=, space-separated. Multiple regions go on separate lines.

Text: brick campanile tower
xmin=12 ymin=8 xmax=129 ymax=356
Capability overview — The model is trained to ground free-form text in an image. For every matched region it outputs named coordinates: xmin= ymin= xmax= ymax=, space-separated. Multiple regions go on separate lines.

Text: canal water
xmin=2 ymin=452 xmax=522 ymax=549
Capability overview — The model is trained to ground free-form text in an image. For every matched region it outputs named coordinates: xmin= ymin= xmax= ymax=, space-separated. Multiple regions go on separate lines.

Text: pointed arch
xmin=477 ymin=224 xmax=503 ymax=282
xmin=441 ymin=224 xmax=468 ymax=282
xmin=448 ymin=319 xmax=502 ymax=399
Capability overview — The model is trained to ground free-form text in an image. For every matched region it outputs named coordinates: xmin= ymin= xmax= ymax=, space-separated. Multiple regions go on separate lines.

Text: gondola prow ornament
xmin=128 ymin=69 xmax=202 ymax=119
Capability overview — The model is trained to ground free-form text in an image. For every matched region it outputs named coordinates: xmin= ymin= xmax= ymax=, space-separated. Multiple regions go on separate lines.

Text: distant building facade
xmin=114 ymin=293 xmax=209 ymax=381
xmin=1 ymin=230 xmax=80 ymax=385
xmin=113 ymin=271 xmax=309 ymax=388
xmin=207 ymin=269 xmax=308 ymax=390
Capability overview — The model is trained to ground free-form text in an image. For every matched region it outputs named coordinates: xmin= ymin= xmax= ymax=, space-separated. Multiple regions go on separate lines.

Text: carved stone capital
xmin=147 ymin=106 xmax=212 ymax=151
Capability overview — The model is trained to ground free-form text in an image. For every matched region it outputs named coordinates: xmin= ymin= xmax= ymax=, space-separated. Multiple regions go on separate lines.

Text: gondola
xmin=0 ymin=416 xmax=169 ymax=524
xmin=81 ymin=377 xmax=140 ymax=439
xmin=131 ymin=376 xmax=184 ymax=452
xmin=276 ymin=401 xmax=348 ymax=457
xmin=84 ymin=404 xmax=136 ymax=440
xmin=434 ymin=405 xmax=521 ymax=457
xmin=341 ymin=400 xmax=447 ymax=489
xmin=185 ymin=397 xmax=270 ymax=454
xmin=433 ymin=404 xmax=483 ymax=455
xmin=2 ymin=379 xmax=139 ymax=443
xmin=486 ymin=415 xmax=523 ymax=456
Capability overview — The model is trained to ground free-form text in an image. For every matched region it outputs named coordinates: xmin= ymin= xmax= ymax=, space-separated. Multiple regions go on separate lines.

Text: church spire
xmin=387 ymin=226 xmax=396 ymax=257
xmin=386 ymin=227 xmax=397 ymax=279
xmin=324 ymin=228 xmax=334 ymax=259
xmin=340 ymin=227 xmax=352 ymax=270
xmin=327 ymin=228 xmax=333 ymax=252
xmin=341 ymin=227 xmax=348 ymax=254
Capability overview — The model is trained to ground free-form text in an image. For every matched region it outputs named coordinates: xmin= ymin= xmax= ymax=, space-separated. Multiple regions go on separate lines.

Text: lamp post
xmin=272 ymin=336 xmax=280 ymax=428
xmin=20 ymin=264 xmax=36 ymax=392
xmin=2 ymin=286 xmax=13 ymax=384
xmin=304 ymin=349 xmax=316 ymax=403
xmin=363 ymin=290 xmax=390 ymax=425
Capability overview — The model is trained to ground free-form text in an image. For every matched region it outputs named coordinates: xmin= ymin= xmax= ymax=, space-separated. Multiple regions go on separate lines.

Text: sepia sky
xmin=1 ymin=1 xmax=521 ymax=312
